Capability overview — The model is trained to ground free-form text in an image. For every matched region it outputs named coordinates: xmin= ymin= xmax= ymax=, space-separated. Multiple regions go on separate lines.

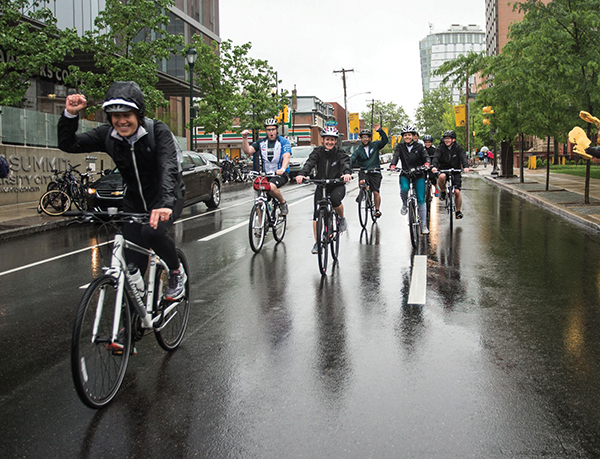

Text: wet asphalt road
xmin=3 ymin=173 xmax=600 ymax=458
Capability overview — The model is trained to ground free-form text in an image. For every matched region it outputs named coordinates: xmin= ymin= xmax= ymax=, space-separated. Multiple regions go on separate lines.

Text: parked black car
xmin=86 ymin=150 xmax=222 ymax=210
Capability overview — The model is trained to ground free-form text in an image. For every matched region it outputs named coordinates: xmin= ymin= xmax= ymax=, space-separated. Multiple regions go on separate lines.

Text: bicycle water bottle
xmin=127 ymin=263 xmax=145 ymax=296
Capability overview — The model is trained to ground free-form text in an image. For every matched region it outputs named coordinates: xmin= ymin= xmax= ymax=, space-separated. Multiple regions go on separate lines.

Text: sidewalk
xmin=2 ymin=167 xmax=600 ymax=241
xmin=476 ymin=165 xmax=600 ymax=232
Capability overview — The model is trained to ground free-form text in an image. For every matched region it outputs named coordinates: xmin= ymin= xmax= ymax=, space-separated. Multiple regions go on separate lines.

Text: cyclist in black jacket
xmin=390 ymin=125 xmax=431 ymax=234
xmin=431 ymin=130 xmax=470 ymax=219
xmin=58 ymin=81 xmax=186 ymax=301
xmin=295 ymin=126 xmax=352 ymax=254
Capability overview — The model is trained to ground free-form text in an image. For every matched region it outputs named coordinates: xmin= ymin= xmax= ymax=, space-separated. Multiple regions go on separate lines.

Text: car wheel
xmin=205 ymin=181 xmax=221 ymax=208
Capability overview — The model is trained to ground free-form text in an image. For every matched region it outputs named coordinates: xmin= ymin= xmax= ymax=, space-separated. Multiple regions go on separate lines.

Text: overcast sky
xmin=220 ymin=0 xmax=486 ymax=121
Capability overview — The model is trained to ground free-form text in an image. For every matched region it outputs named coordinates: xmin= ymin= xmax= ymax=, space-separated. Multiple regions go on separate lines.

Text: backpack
xmin=0 ymin=155 xmax=9 ymax=179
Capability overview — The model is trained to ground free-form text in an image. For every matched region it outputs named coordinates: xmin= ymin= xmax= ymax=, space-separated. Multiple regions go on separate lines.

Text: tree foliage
xmin=415 ymin=86 xmax=453 ymax=140
xmin=360 ymin=100 xmax=409 ymax=135
xmin=188 ymin=38 xmax=287 ymax=156
xmin=0 ymin=0 xmax=79 ymax=106
xmin=66 ymin=0 xmax=183 ymax=115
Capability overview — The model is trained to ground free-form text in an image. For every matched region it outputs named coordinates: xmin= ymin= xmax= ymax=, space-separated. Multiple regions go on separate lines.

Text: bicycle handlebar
xmin=436 ymin=168 xmax=463 ymax=174
xmin=302 ymin=177 xmax=349 ymax=185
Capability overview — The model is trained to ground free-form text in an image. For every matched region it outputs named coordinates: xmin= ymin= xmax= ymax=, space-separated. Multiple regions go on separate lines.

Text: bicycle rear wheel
xmin=408 ymin=200 xmax=419 ymax=249
xmin=330 ymin=213 xmax=340 ymax=262
xmin=358 ymin=188 xmax=368 ymax=229
xmin=71 ymin=183 xmax=88 ymax=211
xmin=71 ymin=274 xmax=131 ymax=409
xmin=249 ymin=202 xmax=267 ymax=252
xmin=272 ymin=204 xmax=287 ymax=242
xmin=316 ymin=207 xmax=329 ymax=275
xmin=154 ymin=249 xmax=191 ymax=351
xmin=40 ymin=189 xmax=71 ymax=216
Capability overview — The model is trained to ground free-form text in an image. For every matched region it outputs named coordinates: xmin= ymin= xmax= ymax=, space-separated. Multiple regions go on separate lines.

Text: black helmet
xmin=359 ymin=129 xmax=372 ymax=137
xmin=442 ymin=130 xmax=456 ymax=139
xmin=102 ymin=81 xmax=145 ymax=117
xmin=423 ymin=134 xmax=434 ymax=142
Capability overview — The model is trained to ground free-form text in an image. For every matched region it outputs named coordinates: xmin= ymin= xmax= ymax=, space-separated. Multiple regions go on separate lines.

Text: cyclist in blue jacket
xmin=241 ymin=118 xmax=291 ymax=215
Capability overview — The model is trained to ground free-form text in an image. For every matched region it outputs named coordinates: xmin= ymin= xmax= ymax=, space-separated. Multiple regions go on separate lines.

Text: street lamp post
xmin=185 ymin=48 xmax=197 ymax=151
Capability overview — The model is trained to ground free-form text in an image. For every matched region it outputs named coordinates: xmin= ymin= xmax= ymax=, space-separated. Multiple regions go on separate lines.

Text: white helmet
xmin=321 ymin=126 xmax=339 ymax=138
xmin=264 ymin=118 xmax=278 ymax=127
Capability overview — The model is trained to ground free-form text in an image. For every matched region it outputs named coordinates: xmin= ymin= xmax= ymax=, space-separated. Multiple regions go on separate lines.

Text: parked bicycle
xmin=356 ymin=168 xmax=381 ymax=230
xmin=438 ymin=168 xmax=462 ymax=233
xmin=248 ymin=171 xmax=287 ymax=252
xmin=68 ymin=210 xmax=191 ymax=409
xmin=303 ymin=178 xmax=345 ymax=275
xmin=406 ymin=166 xmax=429 ymax=249
xmin=38 ymin=164 xmax=91 ymax=215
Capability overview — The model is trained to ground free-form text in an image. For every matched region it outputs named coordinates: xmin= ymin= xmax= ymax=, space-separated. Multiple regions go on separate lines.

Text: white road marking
xmin=0 ymin=242 xmax=111 ymax=278
xmin=198 ymin=194 xmax=314 ymax=242
xmin=407 ymin=255 xmax=427 ymax=305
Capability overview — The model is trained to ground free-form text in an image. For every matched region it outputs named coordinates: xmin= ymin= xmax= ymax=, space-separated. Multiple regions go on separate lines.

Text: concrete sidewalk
xmin=2 ymin=166 xmax=600 ymax=241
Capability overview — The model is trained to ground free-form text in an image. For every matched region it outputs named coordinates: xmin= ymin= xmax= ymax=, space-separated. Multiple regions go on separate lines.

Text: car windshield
xmin=291 ymin=147 xmax=313 ymax=158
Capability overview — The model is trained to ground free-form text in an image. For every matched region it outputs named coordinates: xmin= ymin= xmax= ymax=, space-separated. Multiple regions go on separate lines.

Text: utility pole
xmin=333 ymin=68 xmax=353 ymax=140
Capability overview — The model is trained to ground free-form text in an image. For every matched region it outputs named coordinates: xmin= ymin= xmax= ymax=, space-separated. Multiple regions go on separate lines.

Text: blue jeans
xmin=400 ymin=175 xmax=426 ymax=205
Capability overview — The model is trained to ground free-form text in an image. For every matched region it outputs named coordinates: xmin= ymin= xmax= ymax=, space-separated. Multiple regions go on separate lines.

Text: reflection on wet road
xmin=3 ymin=175 xmax=600 ymax=457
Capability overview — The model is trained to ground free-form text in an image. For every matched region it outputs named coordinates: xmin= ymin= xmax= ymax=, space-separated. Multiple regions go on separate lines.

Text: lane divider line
xmin=0 ymin=241 xmax=112 ymax=278
xmin=407 ymin=255 xmax=427 ymax=305
xmin=198 ymin=194 xmax=314 ymax=242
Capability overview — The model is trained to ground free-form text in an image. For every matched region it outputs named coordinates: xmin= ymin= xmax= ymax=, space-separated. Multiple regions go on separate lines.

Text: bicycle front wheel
xmin=447 ymin=191 xmax=454 ymax=233
xmin=154 ymin=249 xmax=191 ymax=351
xmin=408 ymin=200 xmax=419 ymax=249
xmin=272 ymin=204 xmax=287 ymax=242
xmin=249 ymin=202 xmax=267 ymax=253
xmin=330 ymin=213 xmax=340 ymax=261
xmin=316 ymin=207 xmax=329 ymax=275
xmin=71 ymin=275 xmax=131 ymax=409
xmin=358 ymin=189 xmax=368 ymax=229
xmin=39 ymin=190 xmax=71 ymax=216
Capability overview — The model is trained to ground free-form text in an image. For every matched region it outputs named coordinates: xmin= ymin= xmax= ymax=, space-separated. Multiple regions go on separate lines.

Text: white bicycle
xmin=69 ymin=211 xmax=190 ymax=409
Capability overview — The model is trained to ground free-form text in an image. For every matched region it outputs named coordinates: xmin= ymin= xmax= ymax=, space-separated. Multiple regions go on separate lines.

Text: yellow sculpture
xmin=568 ymin=111 xmax=599 ymax=160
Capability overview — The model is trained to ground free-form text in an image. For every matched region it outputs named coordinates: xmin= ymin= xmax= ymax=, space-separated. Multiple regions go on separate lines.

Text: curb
xmin=482 ymin=175 xmax=600 ymax=233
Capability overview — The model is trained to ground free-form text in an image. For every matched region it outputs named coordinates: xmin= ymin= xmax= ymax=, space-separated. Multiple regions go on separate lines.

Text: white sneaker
xmin=400 ymin=204 xmax=408 ymax=215
xmin=339 ymin=217 xmax=348 ymax=232
xmin=421 ymin=225 xmax=430 ymax=235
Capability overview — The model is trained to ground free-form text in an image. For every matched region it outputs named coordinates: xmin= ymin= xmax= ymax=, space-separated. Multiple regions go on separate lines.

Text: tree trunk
xmin=500 ymin=140 xmax=514 ymax=177
xmin=585 ymin=159 xmax=591 ymax=204
xmin=519 ymin=133 xmax=524 ymax=183
xmin=545 ymin=135 xmax=550 ymax=191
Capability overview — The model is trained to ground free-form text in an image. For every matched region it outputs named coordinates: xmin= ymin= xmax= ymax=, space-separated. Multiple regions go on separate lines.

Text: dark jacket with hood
xmin=301 ymin=144 xmax=352 ymax=180
xmin=432 ymin=141 xmax=469 ymax=171
xmin=391 ymin=141 xmax=430 ymax=177
xmin=58 ymin=81 xmax=184 ymax=211
xmin=349 ymin=127 xmax=388 ymax=171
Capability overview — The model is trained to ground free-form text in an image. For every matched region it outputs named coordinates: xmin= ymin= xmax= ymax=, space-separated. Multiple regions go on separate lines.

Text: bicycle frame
xmin=98 ymin=233 xmax=173 ymax=345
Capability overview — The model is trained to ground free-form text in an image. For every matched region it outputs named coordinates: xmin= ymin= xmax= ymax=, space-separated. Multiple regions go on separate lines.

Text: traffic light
xmin=283 ymin=105 xmax=289 ymax=124
xmin=482 ymin=106 xmax=494 ymax=125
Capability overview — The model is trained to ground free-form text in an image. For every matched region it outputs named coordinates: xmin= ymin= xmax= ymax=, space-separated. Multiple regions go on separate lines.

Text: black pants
xmin=312 ymin=184 xmax=345 ymax=220
xmin=123 ymin=198 xmax=184 ymax=274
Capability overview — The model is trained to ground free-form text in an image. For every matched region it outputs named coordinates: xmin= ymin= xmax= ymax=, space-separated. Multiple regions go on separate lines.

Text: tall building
xmin=419 ymin=24 xmax=486 ymax=103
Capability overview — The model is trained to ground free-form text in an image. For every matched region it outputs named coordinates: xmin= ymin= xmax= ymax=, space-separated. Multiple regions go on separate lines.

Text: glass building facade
xmin=419 ymin=24 xmax=486 ymax=103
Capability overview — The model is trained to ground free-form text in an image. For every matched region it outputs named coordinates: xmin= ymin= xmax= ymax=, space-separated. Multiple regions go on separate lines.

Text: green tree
xmin=360 ymin=100 xmax=409 ymax=135
xmin=189 ymin=39 xmax=287 ymax=158
xmin=415 ymin=86 xmax=453 ymax=140
xmin=0 ymin=0 xmax=79 ymax=106
xmin=66 ymin=0 xmax=183 ymax=115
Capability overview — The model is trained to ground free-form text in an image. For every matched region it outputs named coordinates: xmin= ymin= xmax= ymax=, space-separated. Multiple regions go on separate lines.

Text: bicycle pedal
xmin=107 ymin=342 xmax=124 ymax=355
